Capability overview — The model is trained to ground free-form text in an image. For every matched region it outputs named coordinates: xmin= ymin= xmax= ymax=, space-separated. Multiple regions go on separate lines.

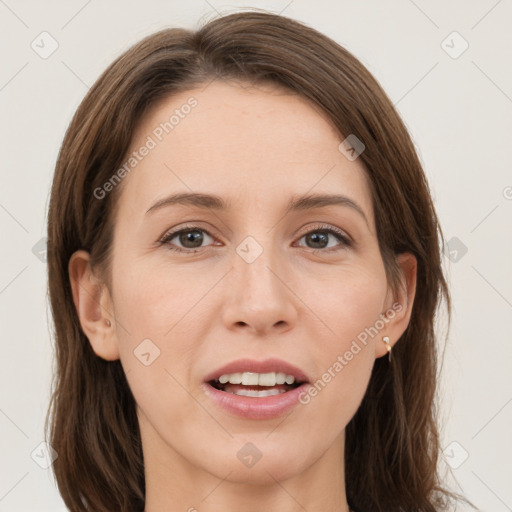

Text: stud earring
xmin=382 ymin=336 xmax=392 ymax=362
xmin=105 ymin=319 xmax=111 ymax=327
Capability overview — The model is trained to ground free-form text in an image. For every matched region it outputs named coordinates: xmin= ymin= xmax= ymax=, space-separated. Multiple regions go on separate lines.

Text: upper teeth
xmin=217 ymin=372 xmax=296 ymax=386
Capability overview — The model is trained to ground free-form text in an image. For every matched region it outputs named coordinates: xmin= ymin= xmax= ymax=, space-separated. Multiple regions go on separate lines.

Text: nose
xmin=220 ymin=241 xmax=298 ymax=336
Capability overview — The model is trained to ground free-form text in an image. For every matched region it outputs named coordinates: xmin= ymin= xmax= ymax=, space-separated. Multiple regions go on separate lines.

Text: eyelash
xmin=158 ymin=223 xmax=352 ymax=255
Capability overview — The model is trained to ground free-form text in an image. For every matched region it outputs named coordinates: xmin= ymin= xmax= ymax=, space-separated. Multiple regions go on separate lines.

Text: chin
xmin=199 ymin=441 xmax=310 ymax=484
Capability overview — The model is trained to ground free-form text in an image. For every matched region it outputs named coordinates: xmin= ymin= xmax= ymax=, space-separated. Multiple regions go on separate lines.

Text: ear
xmin=375 ymin=252 xmax=417 ymax=359
xmin=68 ymin=250 xmax=120 ymax=361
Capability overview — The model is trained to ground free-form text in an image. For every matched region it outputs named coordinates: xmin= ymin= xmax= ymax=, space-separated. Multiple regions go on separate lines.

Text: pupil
xmin=180 ymin=231 xmax=203 ymax=248
xmin=308 ymin=232 xmax=327 ymax=248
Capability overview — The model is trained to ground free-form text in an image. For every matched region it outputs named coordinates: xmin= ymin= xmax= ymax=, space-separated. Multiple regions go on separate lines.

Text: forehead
xmin=117 ymin=80 xmax=374 ymax=225
xmin=132 ymin=80 xmax=343 ymax=158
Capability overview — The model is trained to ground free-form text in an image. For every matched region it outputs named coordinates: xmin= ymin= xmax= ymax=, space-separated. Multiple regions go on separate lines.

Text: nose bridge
xmin=237 ymin=234 xmax=280 ymax=294
xmin=221 ymin=232 xmax=297 ymax=334
xmin=235 ymin=233 xmax=285 ymax=301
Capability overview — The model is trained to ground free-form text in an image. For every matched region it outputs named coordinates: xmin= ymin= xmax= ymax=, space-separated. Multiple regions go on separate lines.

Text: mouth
xmin=202 ymin=358 xmax=311 ymax=419
xmin=208 ymin=371 xmax=305 ymax=397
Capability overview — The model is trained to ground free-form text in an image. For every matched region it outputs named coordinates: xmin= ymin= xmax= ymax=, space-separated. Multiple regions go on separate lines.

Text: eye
xmin=159 ymin=225 xmax=216 ymax=253
xmin=295 ymin=224 xmax=352 ymax=253
xmin=158 ymin=223 xmax=352 ymax=254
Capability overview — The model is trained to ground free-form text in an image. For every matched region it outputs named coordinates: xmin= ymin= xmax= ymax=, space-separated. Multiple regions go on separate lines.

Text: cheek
xmin=309 ymin=261 xmax=388 ymax=347
xmin=110 ymin=258 xmax=211 ymax=339
xmin=109 ymin=260 xmax=213 ymax=417
xmin=297 ymin=263 xmax=386 ymax=418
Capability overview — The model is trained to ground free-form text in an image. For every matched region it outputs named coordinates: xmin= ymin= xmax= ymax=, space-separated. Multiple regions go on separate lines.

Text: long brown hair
xmin=46 ymin=10 xmax=471 ymax=511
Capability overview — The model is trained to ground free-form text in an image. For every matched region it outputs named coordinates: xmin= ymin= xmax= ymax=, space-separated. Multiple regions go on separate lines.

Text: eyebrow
xmin=145 ymin=191 xmax=369 ymax=225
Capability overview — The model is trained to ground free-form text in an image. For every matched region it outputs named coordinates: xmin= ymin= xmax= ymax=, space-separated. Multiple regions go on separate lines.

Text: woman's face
xmin=79 ymin=80 xmax=415 ymax=488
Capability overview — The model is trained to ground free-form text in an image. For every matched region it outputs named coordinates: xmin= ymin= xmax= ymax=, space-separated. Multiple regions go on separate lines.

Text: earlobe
xmin=375 ymin=252 xmax=418 ymax=359
xmin=68 ymin=250 xmax=120 ymax=361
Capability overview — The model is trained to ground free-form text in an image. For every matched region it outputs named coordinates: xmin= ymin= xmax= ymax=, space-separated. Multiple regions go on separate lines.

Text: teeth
xmin=241 ymin=372 xmax=259 ymax=385
xmin=258 ymin=372 xmax=277 ymax=386
xmin=219 ymin=373 xmax=239 ymax=384
xmin=275 ymin=372 xmax=286 ymax=385
xmin=216 ymin=371 xmax=297 ymax=387
xmin=227 ymin=388 xmax=287 ymax=397
xmin=284 ymin=374 xmax=295 ymax=385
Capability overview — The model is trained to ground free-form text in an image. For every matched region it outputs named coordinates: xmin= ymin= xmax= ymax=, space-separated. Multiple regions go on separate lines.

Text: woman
xmin=45 ymin=10 xmax=472 ymax=512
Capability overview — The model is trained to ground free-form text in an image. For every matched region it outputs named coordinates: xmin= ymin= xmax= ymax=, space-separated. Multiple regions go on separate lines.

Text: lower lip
xmin=202 ymin=382 xmax=309 ymax=420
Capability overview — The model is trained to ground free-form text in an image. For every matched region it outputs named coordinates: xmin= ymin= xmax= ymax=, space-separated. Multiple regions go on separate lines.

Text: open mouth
xmin=203 ymin=362 xmax=311 ymax=418
xmin=208 ymin=372 xmax=305 ymax=398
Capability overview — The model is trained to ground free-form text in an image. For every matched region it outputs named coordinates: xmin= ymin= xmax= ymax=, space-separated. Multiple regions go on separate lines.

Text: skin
xmin=69 ymin=80 xmax=417 ymax=511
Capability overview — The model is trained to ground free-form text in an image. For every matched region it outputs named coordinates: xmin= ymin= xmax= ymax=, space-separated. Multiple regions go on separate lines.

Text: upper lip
xmin=203 ymin=358 xmax=310 ymax=383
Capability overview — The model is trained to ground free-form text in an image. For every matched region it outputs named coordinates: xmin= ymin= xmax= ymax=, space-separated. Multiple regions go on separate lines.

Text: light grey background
xmin=1 ymin=1 xmax=511 ymax=510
